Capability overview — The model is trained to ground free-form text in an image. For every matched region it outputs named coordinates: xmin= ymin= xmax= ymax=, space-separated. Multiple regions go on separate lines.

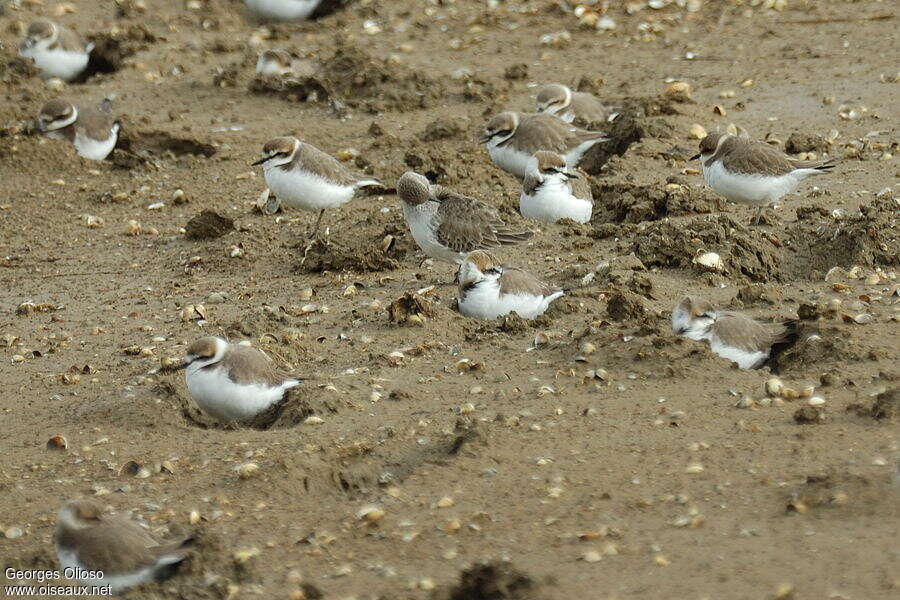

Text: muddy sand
xmin=0 ymin=1 xmax=898 ymax=598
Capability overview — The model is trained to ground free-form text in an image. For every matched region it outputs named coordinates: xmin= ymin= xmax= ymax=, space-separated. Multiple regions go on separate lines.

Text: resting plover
xmin=457 ymin=250 xmax=564 ymax=319
xmin=37 ymin=98 xmax=119 ymax=161
xmin=18 ymin=19 xmax=92 ymax=82
xmin=252 ymin=136 xmax=380 ymax=238
xmin=245 ymin=0 xmax=320 ymax=21
xmin=481 ymin=111 xmax=607 ymax=179
xmin=520 ymin=151 xmax=593 ymax=224
xmin=671 ymin=296 xmax=796 ymax=370
xmin=256 ymin=49 xmax=295 ymax=77
xmin=692 ymin=132 xmax=836 ymax=221
xmin=174 ymin=336 xmax=301 ymax=424
xmin=55 ymin=499 xmax=192 ymax=594
xmin=535 ymin=83 xmax=616 ymax=125
xmin=397 ymin=171 xmax=533 ymax=265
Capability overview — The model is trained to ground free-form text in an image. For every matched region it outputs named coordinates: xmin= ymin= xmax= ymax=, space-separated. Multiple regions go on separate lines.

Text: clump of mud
xmin=785 ymin=196 xmax=899 ymax=278
xmin=767 ymin=324 xmax=862 ymax=375
xmin=579 ymin=95 xmax=680 ymax=174
xmin=625 ymin=215 xmax=783 ymax=282
xmin=0 ymin=56 xmax=40 ymax=86
xmin=252 ymin=41 xmax=444 ymax=113
xmin=388 ymin=292 xmax=436 ymax=326
xmin=300 ymin=222 xmax=412 ymax=273
xmin=433 ymin=561 xmax=547 ymax=600
xmin=870 ymin=388 xmax=897 ymax=421
xmin=117 ymin=129 xmax=217 ymax=159
xmin=185 ymin=210 xmax=234 ymax=240
xmin=591 ymin=181 xmax=723 ymax=223
xmin=83 ymin=24 xmax=158 ymax=80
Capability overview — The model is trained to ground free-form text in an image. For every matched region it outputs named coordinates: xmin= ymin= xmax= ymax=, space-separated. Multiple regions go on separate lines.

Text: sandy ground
xmin=0 ymin=0 xmax=898 ymax=598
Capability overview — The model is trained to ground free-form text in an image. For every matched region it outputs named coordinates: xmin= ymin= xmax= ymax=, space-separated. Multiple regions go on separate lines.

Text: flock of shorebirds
xmin=12 ymin=2 xmax=837 ymax=593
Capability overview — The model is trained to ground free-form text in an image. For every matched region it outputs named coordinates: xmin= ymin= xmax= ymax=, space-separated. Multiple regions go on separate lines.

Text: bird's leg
xmin=307 ymin=209 xmax=325 ymax=240
xmin=299 ymin=210 xmax=326 ymax=267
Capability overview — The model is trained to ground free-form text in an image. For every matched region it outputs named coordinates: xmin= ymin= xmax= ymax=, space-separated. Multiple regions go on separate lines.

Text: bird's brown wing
xmin=719 ymin=139 xmax=797 ymax=177
xmin=56 ymin=516 xmax=189 ymax=575
xmin=53 ymin=25 xmax=89 ymax=52
xmin=226 ymin=345 xmax=297 ymax=387
xmin=567 ymin=172 xmax=593 ymax=201
xmin=75 ymin=105 xmax=116 ymax=142
xmin=511 ymin=114 xmax=606 ymax=155
xmin=434 ymin=188 xmax=532 ymax=253
xmin=570 ymin=93 xmax=610 ymax=123
xmin=295 ymin=143 xmax=378 ymax=187
xmin=713 ymin=313 xmax=792 ymax=352
xmin=498 ymin=266 xmax=559 ymax=297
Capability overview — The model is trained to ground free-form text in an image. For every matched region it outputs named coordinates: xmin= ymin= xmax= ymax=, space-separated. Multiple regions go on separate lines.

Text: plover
xmin=535 ymin=83 xmax=616 ymax=125
xmin=671 ymin=296 xmax=796 ymax=370
xmin=481 ymin=111 xmax=607 ymax=179
xmin=174 ymin=336 xmax=301 ymax=424
xmin=37 ymin=98 xmax=119 ymax=161
xmin=397 ymin=171 xmax=533 ymax=265
xmin=256 ymin=49 xmax=293 ymax=77
xmin=457 ymin=250 xmax=564 ymax=319
xmin=18 ymin=19 xmax=92 ymax=82
xmin=245 ymin=0 xmax=321 ymax=21
xmin=55 ymin=499 xmax=192 ymax=594
xmin=520 ymin=151 xmax=593 ymax=224
xmin=252 ymin=136 xmax=381 ymax=238
xmin=692 ymin=132 xmax=836 ymax=221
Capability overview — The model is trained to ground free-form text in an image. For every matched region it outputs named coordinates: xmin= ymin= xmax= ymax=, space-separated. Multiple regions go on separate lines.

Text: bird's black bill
xmin=690 ymin=153 xmax=701 ymax=160
xmin=479 ymin=134 xmax=493 ymax=143
xmin=251 ymin=157 xmax=267 ymax=166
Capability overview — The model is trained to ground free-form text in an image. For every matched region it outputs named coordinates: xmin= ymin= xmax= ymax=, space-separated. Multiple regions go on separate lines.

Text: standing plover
xmin=481 ymin=111 xmax=607 ymax=179
xmin=18 ymin=19 xmax=92 ymax=82
xmin=397 ymin=171 xmax=532 ymax=265
xmin=671 ymin=296 xmax=796 ymax=369
xmin=252 ymin=136 xmax=380 ymax=238
xmin=520 ymin=151 xmax=593 ymax=224
xmin=245 ymin=0 xmax=321 ymax=21
xmin=256 ymin=49 xmax=293 ymax=76
xmin=535 ymin=83 xmax=615 ymax=125
xmin=55 ymin=499 xmax=192 ymax=594
xmin=174 ymin=336 xmax=301 ymax=424
xmin=457 ymin=250 xmax=564 ymax=319
xmin=37 ymin=98 xmax=119 ymax=161
xmin=692 ymin=132 xmax=836 ymax=222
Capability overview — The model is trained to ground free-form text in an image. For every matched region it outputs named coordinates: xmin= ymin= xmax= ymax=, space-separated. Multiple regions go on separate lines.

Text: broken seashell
xmin=765 ymin=377 xmax=784 ymax=397
xmin=47 ymin=435 xmax=68 ymax=450
xmin=689 ymin=123 xmax=707 ymax=139
xmin=664 ymin=81 xmax=692 ymax=101
xmin=236 ymin=463 xmax=260 ymax=479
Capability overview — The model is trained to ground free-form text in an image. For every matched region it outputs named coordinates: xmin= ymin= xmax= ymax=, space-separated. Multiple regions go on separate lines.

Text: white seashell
xmin=693 ymin=251 xmax=724 ymax=272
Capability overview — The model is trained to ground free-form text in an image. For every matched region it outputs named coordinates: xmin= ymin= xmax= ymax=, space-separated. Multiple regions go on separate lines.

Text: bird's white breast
xmin=708 ymin=335 xmax=769 ymax=369
xmin=264 ymin=167 xmax=355 ymax=211
xmin=57 ymin=549 xmax=159 ymax=593
xmin=19 ymin=42 xmax=89 ymax=81
xmin=245 ymin=0 xmax=319 ymax=20
xmin=520 ymin=179 xmax=591 ymax=224
xmin=74 ymin=124 xmax=118 ymax=161
xmin=703 ymin=159 xmax=798 ymax=205
xmin=459 ymin=279 xmax=563 ymax=320
xmin=185 ymin=365 xmax=297 ymax=423
xmin=402 ymin=201 xmax=465 ymax=264
xmin=486 ymin=140 xmax=533 ymax=179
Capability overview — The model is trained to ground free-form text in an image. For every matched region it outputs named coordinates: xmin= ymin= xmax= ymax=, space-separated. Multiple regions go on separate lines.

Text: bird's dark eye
xmin=497 ymin=129 xmax=512 ymax=137
xmin=485 ymin=267 xmax=502 ymax=275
